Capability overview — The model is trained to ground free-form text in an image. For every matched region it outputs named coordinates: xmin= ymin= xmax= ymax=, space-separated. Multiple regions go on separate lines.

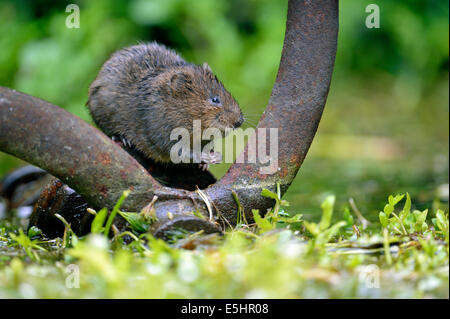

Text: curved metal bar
xmin=206 ymin=0 xmax=339 ymax=221
xmin=0 ymin=87 xmax=190 ymax=210
xmin=0 ymin=0 xmax=338 ymax=235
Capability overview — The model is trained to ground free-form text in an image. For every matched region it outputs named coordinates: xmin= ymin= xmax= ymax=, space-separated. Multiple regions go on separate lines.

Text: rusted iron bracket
xmin=0 ymin=0 xmax=338 ymax=237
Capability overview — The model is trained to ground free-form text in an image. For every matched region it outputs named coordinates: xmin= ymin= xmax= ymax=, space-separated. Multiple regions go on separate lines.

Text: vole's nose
xmin=234 ymin=113 xmax=244 ymax=128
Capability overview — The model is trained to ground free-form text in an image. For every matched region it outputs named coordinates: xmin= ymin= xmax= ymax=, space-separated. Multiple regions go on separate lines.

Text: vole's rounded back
xmin=87 ymin=42 xmax=243 ymax=163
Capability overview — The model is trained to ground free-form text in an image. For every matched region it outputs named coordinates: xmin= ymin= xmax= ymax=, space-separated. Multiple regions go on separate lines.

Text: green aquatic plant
xmin=0 ymin=191 xmax=448 ymax=298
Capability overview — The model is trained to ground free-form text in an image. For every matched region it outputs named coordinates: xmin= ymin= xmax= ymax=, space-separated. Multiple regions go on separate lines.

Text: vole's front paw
xmin=199 ymin=151 xmax=222 ymax=171
xmin=111 ymin=135 xmax=132 ymax=148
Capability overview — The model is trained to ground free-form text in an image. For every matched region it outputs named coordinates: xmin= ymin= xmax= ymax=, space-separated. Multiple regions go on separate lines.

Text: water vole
xmin=87 ymin=42 xmax=244 ymax=167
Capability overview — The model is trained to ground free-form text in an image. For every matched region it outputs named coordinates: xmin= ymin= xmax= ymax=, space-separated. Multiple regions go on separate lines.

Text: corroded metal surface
xmin=148 ymin=0 xmax=339 ymax=225
xmin=29 ymin=178 xmax=93 ymax=238
xmin=0 ymin=87 xmax=221 ymax=236
xmin=0 ymin=0 xmax=338 ymax=237
xmin=0 ymin=87 xmax=188 ymax=210
xmin=206 ymin=0 xmax=339 ymax=222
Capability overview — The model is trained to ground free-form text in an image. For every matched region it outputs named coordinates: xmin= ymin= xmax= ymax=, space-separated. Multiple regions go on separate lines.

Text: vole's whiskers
xmin=240 ymin=107 xmax=261 ymax=128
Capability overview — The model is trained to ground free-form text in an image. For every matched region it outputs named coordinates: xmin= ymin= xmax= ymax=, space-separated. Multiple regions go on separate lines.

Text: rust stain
xmin=290 ymin=153 xmax=300 ymax=164
xmin=0 ymin=0 xmax=338 ymax=236
xmin=97 ymin=153 xmax=111 ymax=165
xmin=39 ymin=188 xmax=50 ymax=210
xmin=279 ymin=166 xmax=289 ymax=179
xmin=119 ymin=169 xmax=128 ymax=180
xmin=98 ymin=185 xmax=108 ymax=198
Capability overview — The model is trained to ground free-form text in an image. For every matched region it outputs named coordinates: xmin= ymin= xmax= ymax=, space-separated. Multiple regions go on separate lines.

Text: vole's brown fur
xmin=87 ymin=42 xmax=243 ymax=164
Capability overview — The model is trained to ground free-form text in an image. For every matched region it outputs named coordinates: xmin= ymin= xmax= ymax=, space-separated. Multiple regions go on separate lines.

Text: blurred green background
xmin=0 ymin=0 xmax=448 ymax=221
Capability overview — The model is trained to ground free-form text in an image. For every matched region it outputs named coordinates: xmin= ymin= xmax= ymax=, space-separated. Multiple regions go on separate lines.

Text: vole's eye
xmin=210 ymin=96 xmax=222 ymax=106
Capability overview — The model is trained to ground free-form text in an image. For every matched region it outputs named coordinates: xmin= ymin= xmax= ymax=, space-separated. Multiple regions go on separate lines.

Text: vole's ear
xmin=169 ymin=71 xmax=193 ymax=95
xmin=202 ymin=62 xmax=212 ymax=73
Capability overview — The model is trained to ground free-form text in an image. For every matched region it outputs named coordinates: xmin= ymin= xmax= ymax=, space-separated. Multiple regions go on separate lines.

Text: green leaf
xmin=343 ymin=207 xmax=354 ymax=226
xmin=318 ymin=195 xmax=335 ymax=231
xmin=54 ymin=214 xmax=78 ymax=247
xmin=91 ymin=208 xmax=108 ymax=234
xmin=403 ymin=193 xmax=411 ymax=213
xmin=304 ymin=221 xmax=319 ymax=236
xmin=192 ymin=210 xmax=206 ymax=220
xmin=71 ymin=233 xmax=79 ymax=246
xmin=118 ymin=211 xmax=150 ymax=234
xmin=389 ymin=194 xmax=404 ymax=206
xmin=27 ymin=226 xmax=42 ymax=238
xmin=413 ymin=209 xmax=427 ymax=225
xmin=104 ymin=190 xmax=130 ymax=237
xmin=252 ymin=210 xmax=274 ymax=233
xmin=379 ymin=212 xmax=388 ymax=227
xmin=420 ymin=222 xmax=428 ymax=232
xmin=279 ymin=213 xmax=303 ymax=224
xmin=400 ymin=192 xmax=411 ymax=220
xmin=435 ymin=209 xmax=448 ymax=232
xmin=261 ymin=189 xmax=279 ymax=201
xmin=384 ymin=203 xmax=394 ymax=216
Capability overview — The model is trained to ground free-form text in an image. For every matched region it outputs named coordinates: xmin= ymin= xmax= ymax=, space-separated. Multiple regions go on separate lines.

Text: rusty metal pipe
xmin=0 ymin=0 xmax=338 ymax=235
xmin=206 ymin=0 xmax=339 ymax=221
